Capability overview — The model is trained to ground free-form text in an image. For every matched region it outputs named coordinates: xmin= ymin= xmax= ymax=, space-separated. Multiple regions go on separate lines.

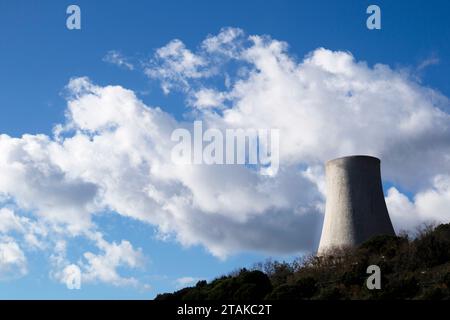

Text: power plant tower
xmin=318 ymin=155 xmax=395 ymax=255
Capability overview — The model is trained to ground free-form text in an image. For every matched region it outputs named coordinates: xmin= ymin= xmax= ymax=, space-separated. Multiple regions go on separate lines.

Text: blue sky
xmin=0 ymin=0 xmax=450 ymax=299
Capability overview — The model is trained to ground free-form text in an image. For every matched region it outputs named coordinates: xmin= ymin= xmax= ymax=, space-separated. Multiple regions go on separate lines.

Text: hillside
xmin=156 ymin=223 xmax=450 ymax=300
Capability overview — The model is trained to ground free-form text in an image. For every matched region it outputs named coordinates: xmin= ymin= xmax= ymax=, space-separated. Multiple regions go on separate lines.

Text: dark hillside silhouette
xmin=156 ymin=223 xmax=450 ymax=300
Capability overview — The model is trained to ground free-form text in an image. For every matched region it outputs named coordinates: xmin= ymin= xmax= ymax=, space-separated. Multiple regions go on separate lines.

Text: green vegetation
xmin=155 ymin=223 xmax=450 ymax=300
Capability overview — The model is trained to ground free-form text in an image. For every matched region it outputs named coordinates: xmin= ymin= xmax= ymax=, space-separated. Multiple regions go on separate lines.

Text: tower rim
xmin=326 ymin=155 xmax=380 ymax=166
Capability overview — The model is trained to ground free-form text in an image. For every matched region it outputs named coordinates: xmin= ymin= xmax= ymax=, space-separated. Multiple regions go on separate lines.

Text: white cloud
xmin=0 ymin=237 xmax=27 ymax=280
xmin=385 ymin=188 xmax=421 ymax=233
xmin=145 ymin=28 xmax=450 ymax=238
xmin=50 ymin=233 xmax=148 ymax=289
xmin=1 ymin=28 xmax=450 ymax=271
xmin=175 ymin=276 xmax=199 ymax=288
xmin=0 ymin=134 xmax=99 ymax=233
xmin=0 ymin=208 xmax=25 ymax=234
xmin=145 ymin=27 xmax=246 ymax=94
xmin=190 ymin=88 xmax=226 ymax=109
xmin=103 ymin=50 xmax=134 ymax=70
xmin=417 ymin=55 xmax=439 ymax=72
xmin=80 ymin=234 xmax=145 ymax=287
xmin=0 ymin=208 xmax=47 ymax=250
xmin=145 ymin=30 xmax=450 ymax=194
xmin=202 ymin=27 xmax=245 ymax=57
xmin=145 ymin=40 xmax=210 ymax=93
xmin=386 ymin=175 xmax=450 ymax=233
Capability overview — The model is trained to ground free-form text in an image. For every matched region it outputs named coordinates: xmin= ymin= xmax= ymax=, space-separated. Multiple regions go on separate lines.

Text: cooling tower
xmin=318 ymin=155 xmax=395 ymax=255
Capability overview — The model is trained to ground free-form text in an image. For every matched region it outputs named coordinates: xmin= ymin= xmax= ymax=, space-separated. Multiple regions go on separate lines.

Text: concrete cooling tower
xmin=318 ymin=155 xmax=395 ymax=255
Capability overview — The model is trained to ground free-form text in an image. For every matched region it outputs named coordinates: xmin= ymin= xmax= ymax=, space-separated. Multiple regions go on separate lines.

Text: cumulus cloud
xmin=0 ymin=208 xmax=25 ymax=234
xmin=0 ymin=208 xmax=47 ymax=250
xmin=0 ymin=134 xmax=99 ymax=233
xmin=1 ymin=27 xmax=450 ymax=283
xmin=145 ymin=40 xmax=210 ymax=93
xmin=0 ymin=237 xmax=27 ymax=280
xmin=51 ymin=234 xmax=147 ymax=289
xmin=80 ymin=235 xmax=145 ymax=287
xmin=145 ymin=27 xmax=450 ymax=238
xmin=202 ymin=27 xmax=245 ymax=57
xmin=145 ymin=27 xmax=247 ymax=94
xmin=386 ymin=175 xmax=450 ymax=233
